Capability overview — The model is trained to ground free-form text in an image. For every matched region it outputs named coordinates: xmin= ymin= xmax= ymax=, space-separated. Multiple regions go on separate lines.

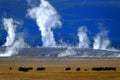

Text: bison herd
xmin=8 ymin=66 xmax=117 ymax=72
xmin=18 ymin=67 xmax=33 ymax=72
xmin=18 ymin=67 xmax=46 ymax=72
xmin=92 ymin=67 xmax=116 ymax=71
xmin=65 ymin=67 xmax=81 ymax=71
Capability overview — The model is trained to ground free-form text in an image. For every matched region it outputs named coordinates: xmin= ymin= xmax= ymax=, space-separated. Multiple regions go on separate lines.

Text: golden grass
xmin=0 ymin=57 xmax=120 ymax=80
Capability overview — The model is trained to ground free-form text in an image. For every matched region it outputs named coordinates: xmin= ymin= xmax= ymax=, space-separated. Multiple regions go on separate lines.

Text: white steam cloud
xmin=27 ymin=0 xmax=62 ymax=47
xmin=0 ymin=38 xmax=27 ymax=56
xmin=77 ymin=26 xmax=90 ymax=48
xmin=58 ymin=47 xmax=76 ymax=57
xmin=2 ymin=18 xmax=16 ymax=46
xmin=93 ymin=30 xmax=111 ymax=50
xmin=0 ymin=18 xmax=27 ymax=57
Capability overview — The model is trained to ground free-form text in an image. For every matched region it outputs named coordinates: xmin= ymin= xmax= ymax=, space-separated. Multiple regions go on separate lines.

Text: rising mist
xmin=27 ymin=0 xmax=62 ymax=47
xmin=0 ymin=18 xmax=27 ymax=57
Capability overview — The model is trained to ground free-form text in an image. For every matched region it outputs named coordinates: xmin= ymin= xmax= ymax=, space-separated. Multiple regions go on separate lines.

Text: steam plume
xmin=0 ymin=38 xmax=27 ymax=56
xmin=93 ymin=30 xmax=110 ymax=50
xmin=0 ymin=18 xmax=27 ymax=57
xmin=27 ymin=0 xmax=61 ymax=47
xmin=77 ymin=26 xmax=90 ymax=48
xmin=2 ymin=18 xmax=16 ymax=46
xmin=58 ymin=47 xmax=76 ymax=57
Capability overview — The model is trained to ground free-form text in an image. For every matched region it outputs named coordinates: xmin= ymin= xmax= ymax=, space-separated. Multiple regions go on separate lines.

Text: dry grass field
xmin=0 ymin=57 xmax=120 ymax=80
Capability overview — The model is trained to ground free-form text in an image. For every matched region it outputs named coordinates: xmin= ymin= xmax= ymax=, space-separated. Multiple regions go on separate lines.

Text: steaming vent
xmin=27 ymin=0 xmax=61 ymax=47
xmin=0 ymin=0 xmax=120 ymax=57
xmin=0 ymin=18 xmax=27 ymax=57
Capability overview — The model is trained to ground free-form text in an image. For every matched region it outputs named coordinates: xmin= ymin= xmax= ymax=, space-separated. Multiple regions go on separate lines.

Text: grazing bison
xmin=65 ymin=67 xmax=71 ymax=71
xmin=76 ymin=68 xmax=80 ymax=71
xmin=37 ymin=67 xmax=46 ymax=71
xmin=92 ymin=67 xmax=116 ymax=71
xmin=111 ymin=67 xmax=116 ymax=71
xmin=9 ymin=67 xmax=12 ymax=70
xmin=18 ymin=67 xmax=33 ymax=72
xmin=104 ymin=67 xmax=116 ymax=71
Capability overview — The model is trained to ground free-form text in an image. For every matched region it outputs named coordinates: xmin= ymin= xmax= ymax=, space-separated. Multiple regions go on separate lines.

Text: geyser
xmin=58 ymin=47 xmax=76 ymax=57
xmin=27 ymin=0 xmax=62 ymax=47
xmin=0 ymin=18 xmax=27 ymax=57
xmin=2 ymin=18 xmax=16 ymax=47
xmin=77 ymin=26 xmax=90 ymax=48
xmin=0 ymin=38 xmax=26 ymax=56
xmin=93 ymin=30 xmax=110 ymax=50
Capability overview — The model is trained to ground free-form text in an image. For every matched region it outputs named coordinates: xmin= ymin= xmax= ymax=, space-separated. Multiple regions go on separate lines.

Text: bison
xmin=76 ymin=68 xmax=80 ymax=71
xmin=65 ymin=67 xmax=71 ymax=71
xmin=18 ymin=67 xmax=33 ymax=72
xmin=37 ymin=67 xmax=46 ymax=71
